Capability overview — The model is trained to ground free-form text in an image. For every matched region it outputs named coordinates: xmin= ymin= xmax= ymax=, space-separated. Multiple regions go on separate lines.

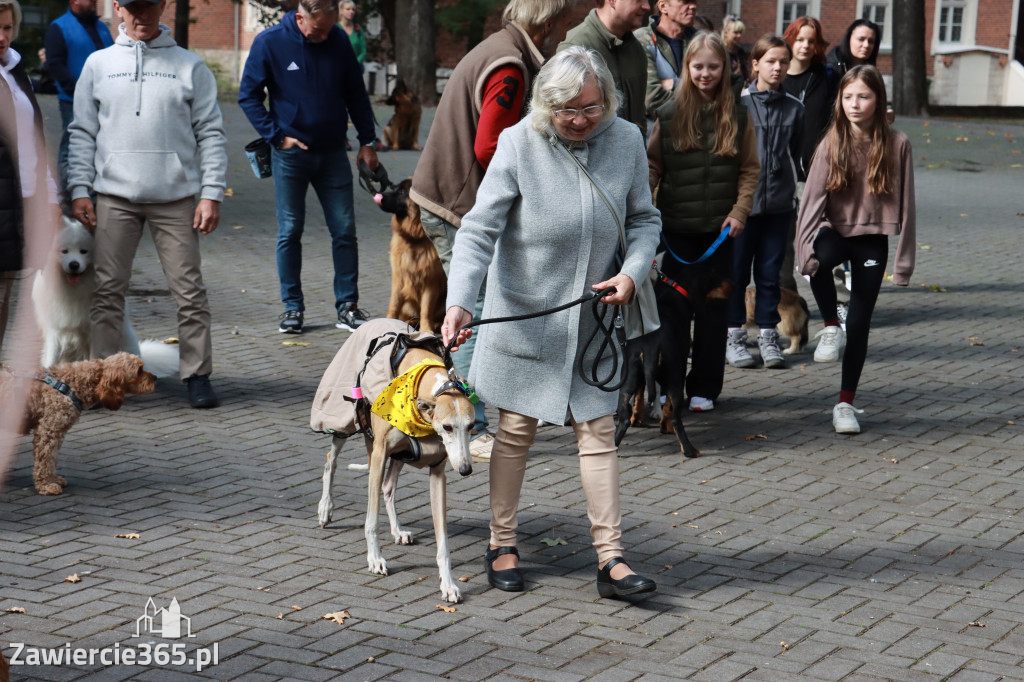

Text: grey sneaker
xmin=336 ymin=303 xmax=369 ymax=331
xmin=469 ymin=433 xmax=495 ymax=462
xmin=758 ymin=329 xmax=786 ymax=369
xmin=833 ymin=402 xmax=864 ymax=434
xmin=279 ymin=310 xmax=303 ymax=334
xmin=814 ymin=326 xmax=845 ymax=362
xmin=726 ymin=329 xmax=756 ymax=368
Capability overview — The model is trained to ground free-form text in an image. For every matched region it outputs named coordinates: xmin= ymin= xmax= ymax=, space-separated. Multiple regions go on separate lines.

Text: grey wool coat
xmin=446 ymin=116 xmax=661 ymax=425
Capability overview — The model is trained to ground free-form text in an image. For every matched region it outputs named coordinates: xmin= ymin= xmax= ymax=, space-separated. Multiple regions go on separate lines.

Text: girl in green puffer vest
xmin=646 ymin=32 xmax=759 ymax=413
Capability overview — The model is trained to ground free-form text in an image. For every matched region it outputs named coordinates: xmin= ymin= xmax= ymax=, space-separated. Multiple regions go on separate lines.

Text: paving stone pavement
xmin=1 ymin=97 xmax=1023 ymax=681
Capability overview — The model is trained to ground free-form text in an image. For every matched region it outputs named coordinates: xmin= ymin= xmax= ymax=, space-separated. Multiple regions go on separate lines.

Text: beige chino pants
xmin=91 ymin=194 xmax=213 ymax=379
xmin=489 ymin=409 xmax=623 ymax=564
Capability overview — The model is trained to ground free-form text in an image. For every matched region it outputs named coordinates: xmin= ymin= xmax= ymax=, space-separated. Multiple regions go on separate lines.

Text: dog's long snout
xmin=458 ymin=463 xmax=472 ymax=477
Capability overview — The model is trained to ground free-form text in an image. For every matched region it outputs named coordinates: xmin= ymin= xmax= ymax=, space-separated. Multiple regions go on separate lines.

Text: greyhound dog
xmin=313 ymin=319 xmax=475 ymax=602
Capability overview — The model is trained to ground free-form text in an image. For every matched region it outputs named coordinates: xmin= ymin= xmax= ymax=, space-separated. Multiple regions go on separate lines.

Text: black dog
xmin=614 ymin=271 xmax=701 ymax=458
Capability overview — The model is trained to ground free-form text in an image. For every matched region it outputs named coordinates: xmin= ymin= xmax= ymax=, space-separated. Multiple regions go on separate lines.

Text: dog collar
xmin=433 ymin=379 xmax=478 ymax=403
xmin=34 ymin=373 xmax=84 ymax=412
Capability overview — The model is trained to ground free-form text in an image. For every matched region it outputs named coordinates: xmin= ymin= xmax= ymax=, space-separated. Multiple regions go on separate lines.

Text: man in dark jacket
xmin=239 ymin=0 xmax=379 ymax=335
xmin=558 ymin=0 xmax=649 ymax=135
xmin=634 ymin=0 xmax=696 ymax=119
xmin=410 ymin=0 xmax=575 ymax=461
xmin=43 ymin=0 xmax=112 ymax=196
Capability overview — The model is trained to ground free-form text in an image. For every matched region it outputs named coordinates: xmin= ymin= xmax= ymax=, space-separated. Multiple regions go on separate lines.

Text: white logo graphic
xmin=135 ymin=598 xmax=195 ymax=639
xmin=287 ymin=62 xmax=300 ymax=71
xmin=864 ymin=259 xmax=879 ymax=267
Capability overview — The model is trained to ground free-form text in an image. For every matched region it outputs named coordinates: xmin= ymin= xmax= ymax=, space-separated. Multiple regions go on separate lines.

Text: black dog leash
xmin=443 ymin=287 xmax=629 ymax=393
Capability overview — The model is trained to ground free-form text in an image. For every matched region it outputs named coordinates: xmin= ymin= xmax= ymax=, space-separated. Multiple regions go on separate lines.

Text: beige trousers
xmin=92 ymin=194 xmax=213 ymax=379
xmin=490 ymin=409 xmax=623 ymax=564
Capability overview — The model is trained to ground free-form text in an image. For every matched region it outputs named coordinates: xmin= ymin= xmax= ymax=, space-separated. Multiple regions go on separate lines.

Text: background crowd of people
xmin=1 ymin=0 xmax=915 ymax=597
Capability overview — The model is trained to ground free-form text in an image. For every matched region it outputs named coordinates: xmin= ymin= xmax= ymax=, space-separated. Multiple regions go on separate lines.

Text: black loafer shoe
xmin=597 ymin=557 xmax=656 ymax=598
xmin=186 ymin=374 xmax=219 ymax=409
xmin=485 ymin=546 xmax=525 ymax=592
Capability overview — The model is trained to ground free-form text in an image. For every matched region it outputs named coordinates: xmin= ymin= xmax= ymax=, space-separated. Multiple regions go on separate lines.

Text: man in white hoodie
xmin=67 ymin=0 xmax=227 ymax=408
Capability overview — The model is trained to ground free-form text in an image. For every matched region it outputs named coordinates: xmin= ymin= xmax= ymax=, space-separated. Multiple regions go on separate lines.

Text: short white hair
xmin=502 ymin=0 xmax=575 ymax=29
xmin=530 ymin=46 xmax=620 ymax=135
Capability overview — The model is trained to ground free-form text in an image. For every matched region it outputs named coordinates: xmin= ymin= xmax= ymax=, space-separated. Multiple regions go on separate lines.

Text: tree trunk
xmin=173 ymin=0 xmax=189 ymax=49
xmin=892 ymin=0 xmax=927 ymax=116
xmin=393 ymin=0 xmax=436 ymax=105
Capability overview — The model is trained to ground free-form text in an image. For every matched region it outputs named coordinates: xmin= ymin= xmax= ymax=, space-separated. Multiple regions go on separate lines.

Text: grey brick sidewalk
xmin=1 ymin=98 xmax=1022 ymax=681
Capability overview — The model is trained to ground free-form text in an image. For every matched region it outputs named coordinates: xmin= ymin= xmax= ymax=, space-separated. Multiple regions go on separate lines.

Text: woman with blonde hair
xmin=647 ymin=32 xmax=759 ymax=412
xmin=721 ymin=15 xmax=750 ymax=82
xmin=338 ymin=1 xmax=365 ymax=67
xmin=795 ymin=65 xmax=916 ymax=434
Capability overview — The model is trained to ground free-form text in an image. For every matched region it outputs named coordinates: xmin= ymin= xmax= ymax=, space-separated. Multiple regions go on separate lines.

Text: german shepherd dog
xmin=382 ymin=79 xmax=422 ymax=151
xmin=376 ymin=179 xmax=447 ymax=333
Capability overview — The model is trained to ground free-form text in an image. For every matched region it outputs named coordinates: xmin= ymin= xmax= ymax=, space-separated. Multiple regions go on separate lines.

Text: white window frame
xmin=777 ymin=1 xmax=820 ymax=36
xmin=857 ymin=0 xmax=892 ymax=51
xmin=932 ymin=0 xmax=978 ymax=51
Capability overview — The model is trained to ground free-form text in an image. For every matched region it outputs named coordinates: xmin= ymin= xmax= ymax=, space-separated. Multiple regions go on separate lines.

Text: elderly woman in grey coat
xmin=442 ymin=46 xmax=661 ymax=599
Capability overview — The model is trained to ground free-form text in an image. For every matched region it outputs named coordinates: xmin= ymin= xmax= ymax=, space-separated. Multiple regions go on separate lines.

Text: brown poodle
xmin=0 ymin=353 xmax=156 ymax=495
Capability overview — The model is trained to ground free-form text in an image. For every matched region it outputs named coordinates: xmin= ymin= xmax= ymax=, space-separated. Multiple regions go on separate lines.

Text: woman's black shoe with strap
xmin=484 ymin=546 xmax=525 ymax=592
xmin=597 ymin=557 xmax=656 ymax=598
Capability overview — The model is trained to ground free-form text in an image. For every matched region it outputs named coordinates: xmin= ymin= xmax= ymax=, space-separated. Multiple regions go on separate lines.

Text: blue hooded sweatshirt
xmin=238 ymin=11 xmax=375 ymax=150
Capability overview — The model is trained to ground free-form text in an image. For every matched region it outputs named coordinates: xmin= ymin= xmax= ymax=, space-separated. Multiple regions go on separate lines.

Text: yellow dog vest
xmin=370 ymin=359 xmax=445 ymax=437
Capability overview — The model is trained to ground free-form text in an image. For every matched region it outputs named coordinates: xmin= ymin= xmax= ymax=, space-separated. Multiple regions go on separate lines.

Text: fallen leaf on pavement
xmin=116 ymin=533 xmax=140 ymax=539
xmin=291 ymin=605 xmax=302 ymax=611
xmin=4 ymin=606 xmax=26 ymax=614
xmin=65 ymin=574 xmax=82 ymax=583
xmin=322 ymin=610 xmax=350 ymax=625
xmin=275 ymin=613 xmax=283 ymax=620
xmin=968 ymin=621 xmax=986 ymax=627
xmin=366 ymin=656 xmax=375 ymax=662
xmin=540 ymin=537 xmax=567 ymax=546
xmin=436 ymin=604 xmax=457 ymax=613
xmin=458 ymin=576 xmax=469 ymax=582
xmin=780 ymin=641 xmax=790 ymax=650
xmin=744 ymin=433 xmax=768 ymax=441
xmin=282 ymin=341 xmax=311 ymax=346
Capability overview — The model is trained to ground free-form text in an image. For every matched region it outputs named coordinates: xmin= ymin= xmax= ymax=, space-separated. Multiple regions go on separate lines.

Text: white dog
xmin=32 ymin=217 xmax=179 ymax=377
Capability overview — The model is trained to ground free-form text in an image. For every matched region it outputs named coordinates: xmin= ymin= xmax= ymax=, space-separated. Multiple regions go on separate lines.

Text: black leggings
xmin=808 ymin=228 xmax=888 ymax=394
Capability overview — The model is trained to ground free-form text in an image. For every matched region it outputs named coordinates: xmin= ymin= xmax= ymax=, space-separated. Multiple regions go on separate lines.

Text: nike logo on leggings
xmin=864 ymin=259 xmax=880 ymax=267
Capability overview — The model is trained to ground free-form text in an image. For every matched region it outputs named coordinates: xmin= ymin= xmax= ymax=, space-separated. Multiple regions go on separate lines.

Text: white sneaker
xmin=726 ymin=329 xmax=756 ymax=368
xmin=469 ymin=433 xmax=495 ymax=462
xmin=832 ymin=402 xmax=864 ymax=434
xmin=814 ymin=326 xmax=845 ymax=362
xmin=758 ymin=329 xmax=786 ymax=369
xmin=689 ymin=396 xmax=714 ymax=412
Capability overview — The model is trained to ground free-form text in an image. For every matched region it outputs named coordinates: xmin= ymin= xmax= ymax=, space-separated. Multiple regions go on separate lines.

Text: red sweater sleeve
xmin=475 ymin=66 xmax=526 ymax=169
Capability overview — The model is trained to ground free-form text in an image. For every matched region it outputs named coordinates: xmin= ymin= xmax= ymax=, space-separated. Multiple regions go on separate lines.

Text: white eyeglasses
xmin=552 ymin=105 xmax=606 ymax=121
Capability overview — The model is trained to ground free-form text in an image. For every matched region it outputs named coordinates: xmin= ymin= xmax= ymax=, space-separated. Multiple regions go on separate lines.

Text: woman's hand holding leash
xmin=592 ymin=275 xmax=634 ymax=305
xmin=722 ymin=216 xmax=745 ymax=238
xmin=442 ymin=306 xmax=473 ymax=349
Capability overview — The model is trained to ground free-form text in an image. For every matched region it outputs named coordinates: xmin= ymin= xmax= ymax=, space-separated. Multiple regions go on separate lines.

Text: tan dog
xmin=379 ymin=179 xmax=446 ymax=332
xmin=744 ymin=287 xmax=809 ymax=355
xmin=314 ymin=319 xmax=474 ymax=602
xmin=1 ymin=353 xmax=155 ymax=495
xmin=382 ymin=79 xmax=422 ymax=151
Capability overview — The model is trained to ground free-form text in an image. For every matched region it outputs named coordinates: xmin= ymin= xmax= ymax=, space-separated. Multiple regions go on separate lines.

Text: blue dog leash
xmin=662 ymin=225 xmax=730 ymax=265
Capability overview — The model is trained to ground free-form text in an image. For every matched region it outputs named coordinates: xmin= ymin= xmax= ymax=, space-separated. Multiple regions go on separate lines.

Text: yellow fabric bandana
xmin=370 ymin=359 xmax=445 ymax=437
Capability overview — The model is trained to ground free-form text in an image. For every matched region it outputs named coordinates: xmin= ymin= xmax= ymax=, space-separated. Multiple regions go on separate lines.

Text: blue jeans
xmin=419 ymin=207 xmax=489 ymax=435
xmin=271 ymin=145 xmax=358 ymax=312
xmin=728 ymin=211 xmax=792 ymax=329
xmin=58 ymin=99 xmax=74 ymax=196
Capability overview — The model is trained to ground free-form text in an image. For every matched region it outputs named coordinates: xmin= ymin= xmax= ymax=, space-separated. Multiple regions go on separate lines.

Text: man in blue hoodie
xmin=239 ymin=0 xmax=379 ymax=335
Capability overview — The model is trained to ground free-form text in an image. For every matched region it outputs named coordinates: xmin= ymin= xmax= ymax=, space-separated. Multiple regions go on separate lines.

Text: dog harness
xmin=34 ymin=373 xmax=84 ymax=412
xmin=371 ymin=359 xmax=446 ymax=437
